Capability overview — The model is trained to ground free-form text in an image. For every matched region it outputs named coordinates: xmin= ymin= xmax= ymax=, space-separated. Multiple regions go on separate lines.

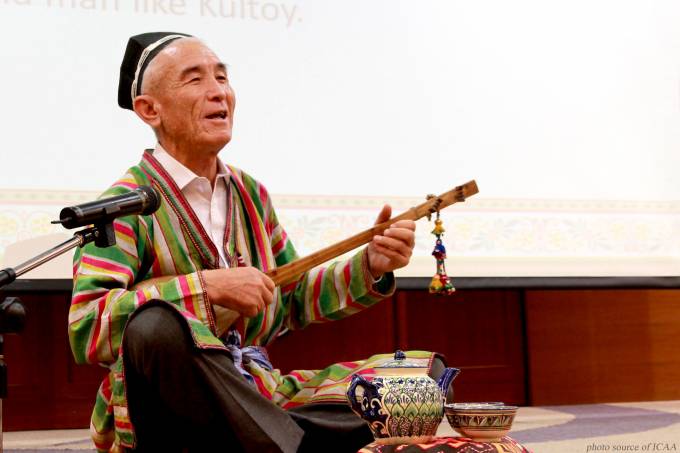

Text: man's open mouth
xmin=206 ymin=111 xmax=227 ymax=119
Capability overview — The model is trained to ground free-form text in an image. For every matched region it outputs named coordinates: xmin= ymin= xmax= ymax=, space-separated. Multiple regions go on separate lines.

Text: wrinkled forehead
xmin=154 ymin=38 xmax=225 ymax=74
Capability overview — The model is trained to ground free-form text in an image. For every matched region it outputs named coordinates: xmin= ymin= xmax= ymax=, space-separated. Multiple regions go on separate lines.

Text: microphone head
xmin=136 ymin=185 xmax=162 ymax=215
xmin=55 ymin=185 xmax=162 ymax=229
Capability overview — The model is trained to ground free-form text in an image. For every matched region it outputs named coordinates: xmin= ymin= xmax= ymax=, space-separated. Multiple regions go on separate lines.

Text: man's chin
xmin=203 ymin=133 xmax=232 ymax=153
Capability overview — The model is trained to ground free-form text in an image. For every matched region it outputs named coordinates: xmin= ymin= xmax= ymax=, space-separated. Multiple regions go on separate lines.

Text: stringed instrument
xmin=133 ymin=180 xmax=478 ymax=336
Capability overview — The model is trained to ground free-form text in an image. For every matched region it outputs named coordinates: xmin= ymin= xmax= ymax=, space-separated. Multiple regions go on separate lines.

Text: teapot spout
xmin=437 ymin=367 xmax=461 ymax=395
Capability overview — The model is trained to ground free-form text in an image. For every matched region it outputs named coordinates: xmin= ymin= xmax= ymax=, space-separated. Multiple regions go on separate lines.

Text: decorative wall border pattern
xmin=1 ymin=189 xmax=678 ymax=213
xmin=1 ymin=188 xmax=678 ymax=277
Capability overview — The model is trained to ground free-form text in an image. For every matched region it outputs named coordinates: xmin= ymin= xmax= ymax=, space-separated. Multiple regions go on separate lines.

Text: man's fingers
xmin=249 ymin=305 xmax=259 ymax=318
xmin=373 ymin=247 xmax=402 ymax=261
xmin=245 ymin=295 xmax=266 ymax=317
xmin=260 ymin=274 xmax=275 ymax=305
xmin=374 ymin=204 xmax=392 ymax=226
xmin=372 ymin=245 xmax=411 ymax=269
xmin=206 ymin=267 xmax=278 ymax=317
xmin=260 ymin=283 xmax=274 ymax=306
xmin=382 ymin=228 xmax=416 ymax=247
xmin=375 ymin=244 xmax=413 ymax=260
xmin=374 ymin=234 xmax=414 ymax=253
xmin=261 ymin=274 xmax=276 ymax=293
xmin=389 ymin=219 xmax=416 ymax=231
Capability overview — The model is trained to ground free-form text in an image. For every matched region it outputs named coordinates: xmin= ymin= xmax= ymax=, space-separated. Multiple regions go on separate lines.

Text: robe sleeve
xmin=68 ymin=185 xmax=216 ymax=366
xmin=263 ymin=191 xmax=395 ymax=330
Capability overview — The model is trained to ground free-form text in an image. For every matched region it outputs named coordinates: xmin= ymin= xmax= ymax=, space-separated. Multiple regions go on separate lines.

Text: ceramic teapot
xmin=346 ymin=350 xmax=460 ymax=442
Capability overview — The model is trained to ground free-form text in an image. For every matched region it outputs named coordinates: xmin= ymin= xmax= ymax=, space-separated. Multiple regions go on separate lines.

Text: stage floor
xmin=4 ymin=400 xmax=680 ymax=452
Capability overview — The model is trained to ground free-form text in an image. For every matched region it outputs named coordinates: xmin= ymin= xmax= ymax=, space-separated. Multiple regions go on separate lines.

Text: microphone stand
xmin=0 ymin=222 xmax=116 ymax=450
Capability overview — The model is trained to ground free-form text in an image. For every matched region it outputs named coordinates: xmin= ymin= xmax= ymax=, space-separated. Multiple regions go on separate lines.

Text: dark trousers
xmin=123 ymin=303 xmax=445 ymax=452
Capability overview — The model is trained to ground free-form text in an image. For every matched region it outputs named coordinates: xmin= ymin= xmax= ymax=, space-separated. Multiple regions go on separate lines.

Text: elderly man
xmin=69 ymin=32 xmax=443 ymax=452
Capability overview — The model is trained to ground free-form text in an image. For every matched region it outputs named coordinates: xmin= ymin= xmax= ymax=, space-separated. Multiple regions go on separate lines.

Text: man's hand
xmin=366 ymin=204 xmax=416 ymax=280
xmin=201 ymin=267 xmax=275 ymax=317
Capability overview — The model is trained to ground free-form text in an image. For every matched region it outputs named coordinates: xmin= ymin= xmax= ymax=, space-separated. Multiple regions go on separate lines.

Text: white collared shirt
xmin=153 ymin=144 xmax=230 ymax=267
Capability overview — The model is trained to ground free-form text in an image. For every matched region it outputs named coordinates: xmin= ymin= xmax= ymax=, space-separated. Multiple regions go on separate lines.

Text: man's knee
xmin=123 ymin=302 xmax=190 ymax=365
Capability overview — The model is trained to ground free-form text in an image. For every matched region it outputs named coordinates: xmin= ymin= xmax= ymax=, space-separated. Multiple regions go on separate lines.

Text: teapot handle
xmin=346 ymin=374 xmax=372 ymax=415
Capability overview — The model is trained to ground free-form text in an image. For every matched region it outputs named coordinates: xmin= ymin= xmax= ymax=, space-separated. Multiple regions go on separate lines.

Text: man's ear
xmin=133 ymin=95 xmax=161 ymax=128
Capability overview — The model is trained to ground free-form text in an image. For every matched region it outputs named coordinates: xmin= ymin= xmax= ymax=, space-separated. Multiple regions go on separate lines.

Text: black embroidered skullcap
xmin=117 ymin=31 xmax=192 ymax=110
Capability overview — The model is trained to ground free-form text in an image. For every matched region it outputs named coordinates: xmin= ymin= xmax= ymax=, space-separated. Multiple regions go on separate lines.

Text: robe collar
xmin=140 ymin=149 xmax=231 ymax=269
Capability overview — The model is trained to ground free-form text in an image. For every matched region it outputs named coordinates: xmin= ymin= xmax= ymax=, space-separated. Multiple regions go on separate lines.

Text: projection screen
xmin=1 ymin=0 xmax=679 ymax=279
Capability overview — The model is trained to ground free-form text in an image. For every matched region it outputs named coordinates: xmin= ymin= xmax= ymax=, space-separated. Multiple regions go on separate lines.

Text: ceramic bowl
xmin=444 ymin=403 xmax=518 ymax=442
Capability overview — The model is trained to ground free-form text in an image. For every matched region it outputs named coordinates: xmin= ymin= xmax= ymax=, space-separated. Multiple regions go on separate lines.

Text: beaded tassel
xmin=429 ymin=216 xmax=455 ymax=295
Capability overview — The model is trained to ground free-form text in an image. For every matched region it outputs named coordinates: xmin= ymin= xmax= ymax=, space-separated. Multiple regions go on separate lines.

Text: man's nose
xmin=206 ymin=79 xmax=227 ymax=101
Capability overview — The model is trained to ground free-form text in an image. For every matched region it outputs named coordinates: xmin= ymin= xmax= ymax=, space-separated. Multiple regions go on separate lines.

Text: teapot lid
xmin=376 ymin=350 xmax=428 ymax=370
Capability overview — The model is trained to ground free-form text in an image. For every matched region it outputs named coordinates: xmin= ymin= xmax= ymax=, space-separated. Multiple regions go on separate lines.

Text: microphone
xmin=53 ymin=185 xmax=161 ymax=229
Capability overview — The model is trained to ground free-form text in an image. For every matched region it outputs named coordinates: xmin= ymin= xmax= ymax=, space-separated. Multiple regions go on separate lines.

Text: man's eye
xmin=190 ymin=77 xmax=201 ymax=83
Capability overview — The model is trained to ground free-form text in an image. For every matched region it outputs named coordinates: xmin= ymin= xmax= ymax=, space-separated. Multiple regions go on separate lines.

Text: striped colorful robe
xmin=69 ymin=150 xmax=434 ymax=451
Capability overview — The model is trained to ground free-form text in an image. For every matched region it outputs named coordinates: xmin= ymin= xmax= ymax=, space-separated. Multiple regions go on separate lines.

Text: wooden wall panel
xmin=395 ymin=290 xmax=527 ymax=406
xmin=269 ymin=290 xmax=527 ymax=406
xmin=268 ymin=296 xmax=396 ymax=372
xmin=1 ymin=292 xmax=106 ymax=431
xmin=525 ymin=289 xmax=680 ymax=405
xmin=6 ymin=285 xmax=679 ymax=431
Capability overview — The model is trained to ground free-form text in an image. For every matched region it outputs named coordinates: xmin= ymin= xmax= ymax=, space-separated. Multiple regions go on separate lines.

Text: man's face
xmin=145 ymin=39 xmax=236 ymax=154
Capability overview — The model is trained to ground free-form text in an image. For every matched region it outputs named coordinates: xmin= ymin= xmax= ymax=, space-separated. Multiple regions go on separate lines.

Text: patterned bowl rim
xmin=445 ymin=403 xmax=518 ymax=412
